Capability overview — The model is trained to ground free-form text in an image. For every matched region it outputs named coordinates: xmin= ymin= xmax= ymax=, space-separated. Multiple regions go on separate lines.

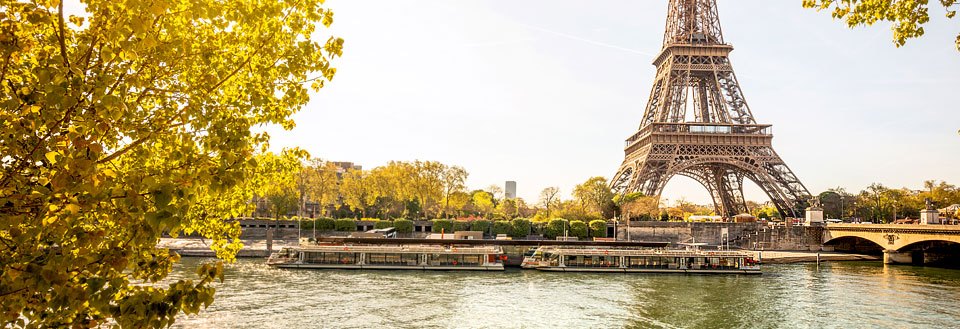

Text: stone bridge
xmin=823 ymin=224 xmax=960 ymax=265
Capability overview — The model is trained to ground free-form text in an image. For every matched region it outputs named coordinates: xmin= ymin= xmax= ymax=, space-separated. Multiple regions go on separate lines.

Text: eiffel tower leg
xmin=716 ymin=170 xmax=748 ymax=217
xmin=677 ymin=167 xmax=725 ymax=215
xmin=743 ymin=147 xmax=812 ymax=218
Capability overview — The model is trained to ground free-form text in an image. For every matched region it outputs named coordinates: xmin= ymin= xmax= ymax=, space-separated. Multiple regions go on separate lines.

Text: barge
xmin=521 ymin=246 xmax=761 ymax=274
xmin=267 ymin=244 xmax=506 ymax=271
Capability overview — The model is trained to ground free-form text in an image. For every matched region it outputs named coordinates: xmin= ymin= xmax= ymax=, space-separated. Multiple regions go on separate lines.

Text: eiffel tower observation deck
xmin=611 ymin=0 xmax=812 ymax=218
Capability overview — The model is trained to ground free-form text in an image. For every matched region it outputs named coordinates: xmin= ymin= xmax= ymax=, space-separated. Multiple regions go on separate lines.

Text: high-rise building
xmin=505 ymin=181 xmax=517 ymax=200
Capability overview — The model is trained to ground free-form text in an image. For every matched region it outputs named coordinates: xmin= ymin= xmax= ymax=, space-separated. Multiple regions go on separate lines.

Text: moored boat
xmin=267 ymin=244 xmax=506 ymax=271
xmin=521 ymin=246 xmax=760 ymax=274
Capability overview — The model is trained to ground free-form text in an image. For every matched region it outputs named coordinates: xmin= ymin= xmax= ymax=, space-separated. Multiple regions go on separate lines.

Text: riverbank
xmin=158 ymin=238 xmax=299 ymax=258
xmin=159 ymin=238 xmax=881 ymax=264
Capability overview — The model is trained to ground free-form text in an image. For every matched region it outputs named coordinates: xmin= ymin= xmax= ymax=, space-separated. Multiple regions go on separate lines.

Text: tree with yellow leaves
xmin=803 ymin=0 xmax=959 ymax=51
xmin=0 ymin=0 xmax=342 ymax=326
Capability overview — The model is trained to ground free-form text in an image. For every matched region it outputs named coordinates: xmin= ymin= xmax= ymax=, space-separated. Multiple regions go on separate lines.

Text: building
xmin=505 ymin=181 xmax=516 ymax=199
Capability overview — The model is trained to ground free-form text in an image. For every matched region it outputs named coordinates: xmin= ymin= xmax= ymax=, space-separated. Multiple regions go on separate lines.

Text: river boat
xmin=267 ymin=244 xmax=506 ymax=271
xmin=521 ymin=246 xmax=761 ymax=274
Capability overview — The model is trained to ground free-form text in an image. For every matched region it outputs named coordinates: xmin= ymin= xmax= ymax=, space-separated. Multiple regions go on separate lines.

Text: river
xmin=166 ymin=258 xmax=960 ymax=328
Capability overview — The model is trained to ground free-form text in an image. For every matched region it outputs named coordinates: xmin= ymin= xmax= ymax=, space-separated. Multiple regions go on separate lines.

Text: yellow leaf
xmin=45 ymin=151 xmax=58 ymax=164
xmin=65 ymin=204 xmax=80 ymax=214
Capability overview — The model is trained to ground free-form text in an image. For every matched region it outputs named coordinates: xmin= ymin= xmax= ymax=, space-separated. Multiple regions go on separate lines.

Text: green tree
xmin=492 ymin=220 xmax=512 ymax=236
xmin=569 ymin=220 xmax=589 ymax=239
xmin=393 ymin=219 xmax=415 ymax=234
xmin=803 ymin=0 xmax=960 ymax=51
xmin=472 ymin=190 xmax=495 ymax=218
xmin=432 ymin=219 xmax=454 ymax=233
xmin=589 ymin=220 xmax=608 ymax=238
xmin=573 ymin=176 xmax=614 ymax=219
xmin=0 ymin=0 xmax=341 ymax=326
xmin=510 ymin=218 xmax=532 ymax=238
xmin=470 ymin=220 xmax=492 ymax=234
xmin=544 ymin=218 xmax=569 ymax=239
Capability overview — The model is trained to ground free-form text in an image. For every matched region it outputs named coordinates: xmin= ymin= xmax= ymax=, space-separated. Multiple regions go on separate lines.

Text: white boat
xmin=521 ymin=246 xmax=760 ymax=274
xmin=267 ymin=244 xmax=506 ymax=271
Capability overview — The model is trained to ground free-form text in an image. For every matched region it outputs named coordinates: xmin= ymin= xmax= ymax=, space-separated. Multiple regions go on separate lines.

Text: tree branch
xmin=57 ymin=0 xmax=70 ymax=70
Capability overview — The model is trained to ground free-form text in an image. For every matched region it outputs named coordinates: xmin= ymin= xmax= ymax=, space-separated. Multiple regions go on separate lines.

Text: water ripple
xmin=167 ymin=259 xmax=960 ymax=328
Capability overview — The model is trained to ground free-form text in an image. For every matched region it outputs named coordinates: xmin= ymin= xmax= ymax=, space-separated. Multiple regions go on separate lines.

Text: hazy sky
xmin=265 ymin=0 xmax=960 ymax=205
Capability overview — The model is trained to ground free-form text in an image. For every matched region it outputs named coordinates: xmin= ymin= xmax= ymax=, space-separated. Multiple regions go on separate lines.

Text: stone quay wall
xmin=619 ymin=222 xmax=825 ymax=251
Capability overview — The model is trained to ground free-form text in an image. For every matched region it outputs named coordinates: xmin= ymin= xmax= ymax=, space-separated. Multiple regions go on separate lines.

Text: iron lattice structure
xmin=611 ymin=0 xmax=811 ymax=218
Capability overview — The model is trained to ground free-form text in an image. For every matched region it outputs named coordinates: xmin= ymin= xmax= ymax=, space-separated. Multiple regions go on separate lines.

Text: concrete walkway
xmin=158 ymin=238 xmax=298 ymax=257
xmin=746 ymin=250 xmax=879 ymax=264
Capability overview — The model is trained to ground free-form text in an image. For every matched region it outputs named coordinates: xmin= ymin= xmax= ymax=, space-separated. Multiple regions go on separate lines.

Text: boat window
xmin=462 ymin=255 xmax=481 ymax=266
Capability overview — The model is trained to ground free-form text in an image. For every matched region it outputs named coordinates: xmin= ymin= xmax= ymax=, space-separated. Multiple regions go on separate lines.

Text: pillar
xmin=920 ymin=210 xmax=940 ymax=225
xmin=266 ymin=229 xmax=274 ymax=252
xmin=883 ymin=250 xmax=912 ymax=265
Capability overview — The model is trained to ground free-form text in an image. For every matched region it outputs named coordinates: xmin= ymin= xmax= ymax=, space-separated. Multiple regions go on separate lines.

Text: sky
xmin=264 ymin=0 xmax=960 ymax=206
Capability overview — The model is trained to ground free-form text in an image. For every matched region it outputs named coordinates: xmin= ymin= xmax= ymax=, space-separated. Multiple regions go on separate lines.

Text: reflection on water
xmin=167 ymin=259 xmax=960 ymax=328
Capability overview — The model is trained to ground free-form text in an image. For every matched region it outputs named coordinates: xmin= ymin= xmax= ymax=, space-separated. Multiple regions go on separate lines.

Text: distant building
xmin=505 ymin=181 xmax=517 ymax=199
xmin=331 ymin=162 xmax=362 ymax=178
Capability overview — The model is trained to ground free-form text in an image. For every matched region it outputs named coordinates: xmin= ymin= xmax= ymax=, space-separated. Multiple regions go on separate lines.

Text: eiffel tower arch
xmin=611 ymin=0 xmax=812 ymax=218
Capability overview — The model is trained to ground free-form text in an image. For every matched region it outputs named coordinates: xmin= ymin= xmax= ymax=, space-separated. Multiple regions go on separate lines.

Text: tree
xmin=439 ymin=165 xmax=468 ymax=218
xmin=569 ymin=220 xmax=589 ymax=239
xmin=472 ymin=190 xmax=495 ymax=218
xmin=589 ymin=220 xmax=608 ymax=238
xmin=539 ymin=187 xmax=560 ymax=215
xmin=620 ymin=194 xmax=659 ymax=221
xmin=487 ymin=184 xmax=504 ymax=201
xmin=369 ymin=162 xmax=413 ymax=218
xmin=803 ymin=0 xmax=960 ymax=51
xmin=0 ymin=0 xmax=341 ymax=326
xmin=259 ymin=150 xmax=307 ymax=221
xmin=544 ymin=218 xmax=569 ymax=239
xmin=443 ymin=191 xmax=471 ymax=218
xmin=409 ymin=161 xmax=444 ymax=218
xmin=298 ymin=158 xmax=339 ymax=218
xmin=572 ymin=177 xmax=614 ymax=219
xmin=867 ymin=183 xmax=889 ymax=223
xmin=341 ymin=169 xmax=378 ymax=218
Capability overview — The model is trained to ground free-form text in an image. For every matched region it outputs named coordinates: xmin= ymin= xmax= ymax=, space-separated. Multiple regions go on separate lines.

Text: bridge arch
xmin=823 ymin=236 xmax=885 ymax=254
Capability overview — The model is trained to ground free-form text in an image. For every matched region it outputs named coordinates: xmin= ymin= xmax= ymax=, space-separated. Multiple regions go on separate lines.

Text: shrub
xmin=492 ymin=221 xmax=512 ymax=236
xmin=300 ymin=218 xmax=314 ymax=229
xmin=544 ymin=218 xmax=569 ymax=239
xmin=452 ymin=220 xmax=471 ymax=232
xmin=470 ymin=220 xmax=492 ymax=233
xmin=589 ymin=220 xmax=608 ymax=238
xmin=569 ymin=220 xmax=588 ymax=239
xmin=335 ymin=219 xmax=357 ymax=232
xmin=394 ymin=219 xmax=414 ymax=234
xmin=510 ymin=218 xmax=532 ymax=238
xmin=374 ymin=221 xmax=394 ymax=230
xmin=432 ymin=219 xmax=454 ymax=233
xmin=315 ymin=218 xmax=335 ymax=231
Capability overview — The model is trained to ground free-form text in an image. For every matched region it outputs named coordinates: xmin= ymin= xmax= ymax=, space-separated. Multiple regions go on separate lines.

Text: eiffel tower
xmin=610 ymin=0 xmax=811 ymax=218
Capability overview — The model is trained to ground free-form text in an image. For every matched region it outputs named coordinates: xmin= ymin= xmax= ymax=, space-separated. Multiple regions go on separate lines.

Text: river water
xmin=166 ymin=258 xmax=960 ymax=328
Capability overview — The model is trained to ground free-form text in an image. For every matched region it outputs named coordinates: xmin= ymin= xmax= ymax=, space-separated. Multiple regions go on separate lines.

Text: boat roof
xmin=299 ymin=244 xmax=502 ymax=254
xmin=537 ymin=247 xmax=751 ymax=257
